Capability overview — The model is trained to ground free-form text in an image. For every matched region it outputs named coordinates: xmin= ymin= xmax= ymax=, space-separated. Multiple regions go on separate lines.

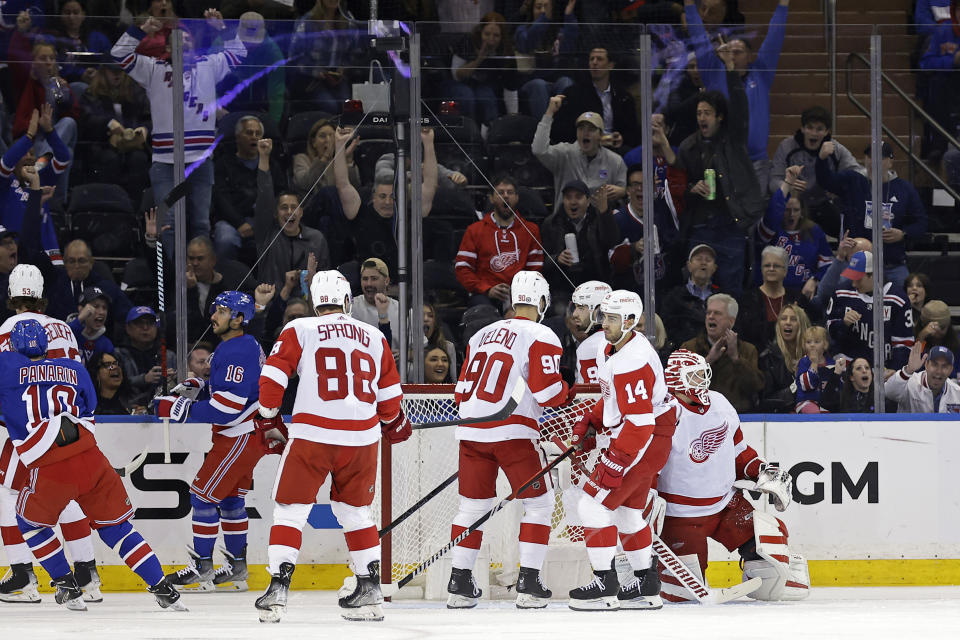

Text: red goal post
xmin=376 ymin=383 xmax=601 ymax=596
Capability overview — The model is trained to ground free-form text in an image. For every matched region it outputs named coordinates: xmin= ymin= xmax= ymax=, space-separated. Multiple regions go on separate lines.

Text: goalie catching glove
xmin=153 ymin=395 xmax=192 ymax=422
xmin=255 ymin=408 xmax=288 ymax=452
xmin=756 ymin=463 xmax=793 ymax=512
xmin=171 ymin=377 xmax=205 ymax=401
xmin=381 ymin=409 xmax=412 ymax=444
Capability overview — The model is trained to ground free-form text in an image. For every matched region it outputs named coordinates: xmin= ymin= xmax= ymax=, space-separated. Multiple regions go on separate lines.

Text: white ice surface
xmin=3 ymin=587 xmax=959 ymax=639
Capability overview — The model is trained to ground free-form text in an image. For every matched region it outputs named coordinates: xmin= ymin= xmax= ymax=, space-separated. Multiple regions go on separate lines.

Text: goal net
xmin=374 ymin=384 xmax=601 ymax=599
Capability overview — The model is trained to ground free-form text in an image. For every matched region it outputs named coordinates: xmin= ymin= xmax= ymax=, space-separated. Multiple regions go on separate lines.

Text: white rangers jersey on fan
xmin=259 ymin=313 xmax=402 ymax=446
xmin=455 ymin=317 xmax=567 ymax=442
xmin=0 ymin=313 xmax=82 ymax=489
xmin=112 ymin=26 xmax=245 ymax=164
xmin=594 ymin=331 xmax=670 ymax=456
xmin=658 ymin=390 xmax=763 ymax=518
xmin=575 ymin=330 xmax=605 ymax=384
xmin=0 ymin=312 xmax=81 ymax=362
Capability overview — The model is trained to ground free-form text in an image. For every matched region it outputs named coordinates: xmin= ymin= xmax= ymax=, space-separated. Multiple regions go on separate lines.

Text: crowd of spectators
xmin=0 ymin=0 xmax=957 ymax=415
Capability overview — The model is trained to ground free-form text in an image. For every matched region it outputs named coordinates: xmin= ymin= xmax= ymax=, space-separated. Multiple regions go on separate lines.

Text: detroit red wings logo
xmin=688 ymin=422 xmax=728 ymax=463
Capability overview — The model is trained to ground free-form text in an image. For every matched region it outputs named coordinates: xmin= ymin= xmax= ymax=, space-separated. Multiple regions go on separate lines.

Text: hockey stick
xmin=380 ymin=471 xmax=458 ymax=538
xmin=411 ymin=378 xmax=525 ymax=430
xmin=156 ymin=230 xmax=171 ymax=464
xmin=374 ymin=444 xmax=577 ymax=597
xmin=113 ymin=447 xmax=149 ymax=478
xmin=552 ymin=436 xmax=761 ymax=605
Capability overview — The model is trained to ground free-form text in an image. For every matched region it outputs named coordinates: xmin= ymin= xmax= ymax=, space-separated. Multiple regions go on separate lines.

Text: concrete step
xmin=770 ymin=113 xmax=909 ymax=135
xmin=769 ymin=93 xmax=915 ymax=118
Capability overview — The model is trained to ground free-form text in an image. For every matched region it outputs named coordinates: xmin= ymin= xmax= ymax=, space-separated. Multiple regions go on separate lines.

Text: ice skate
xmin=569 ymin=567 xmax=620 ymax=611
xmin=149 ymin=577 xmax=188 ymax=611
xmin=74 ymin=560 xmax=103 ymax=603
xmin=617 ymin=556 xmax=663 ymax=610
xmin=164 ymin=548 xmax=215 ymax=591
xmin=213 ymin=547 xmax=248 ymax=592
xmin=256 ymin=562 xmax=294 ymax=623
xmin=51 ymin=573 xmax=87 ymax=611
xmin=338 ymin=560 xmax=384 ymax=621
xmin=0 ymin=563 xmax=41 ymax=603
xmin=515 ymin=566 xmax=551 ymax=609
xmin=446 ymin=567 xmax=482 ymax=609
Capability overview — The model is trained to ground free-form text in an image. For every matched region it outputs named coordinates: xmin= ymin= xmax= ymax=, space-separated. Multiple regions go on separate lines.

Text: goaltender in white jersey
xmin=448 ymin=270 xmax=572 ymax=609
xmin=657 ymin=349 xmax=810 ymax=603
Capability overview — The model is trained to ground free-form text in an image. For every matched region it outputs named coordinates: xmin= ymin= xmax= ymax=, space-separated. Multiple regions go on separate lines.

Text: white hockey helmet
xmin=8 ymin=264 xmax=44 ymax=299
xmin=310 ymin=270 xmax=352 ymax=313
xmin=511 ymin=270 xmax=550 ymax=322
xmin=600 ymin=289 xmax=643 ymax=334
xmin=664 ymin=349 xmax=712 ymax=405
xmin=571 ymin=280 xmax=612 ymax=329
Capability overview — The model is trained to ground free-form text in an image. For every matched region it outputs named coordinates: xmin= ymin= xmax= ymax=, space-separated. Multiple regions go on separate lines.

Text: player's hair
xmin=775 ymin=303 xmax=810 ymax=373
xmin=234 ymin=115 xmax=263 ymax=137
xmin=801 ymin=105 xmax=832 ymax=128
xmin=708 ymin=293 xmax=738 ymax=321
xmin=6 ymin=296 xmax=48 ymax=313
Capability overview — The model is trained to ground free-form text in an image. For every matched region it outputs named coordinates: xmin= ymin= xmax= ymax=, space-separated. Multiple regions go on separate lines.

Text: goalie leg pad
xmin=451 ymin=497 xmax=496 ymax=571
xmin=658 ymin=553 xmax=704 ymax=604
xmin=742 ymin=511 xmax=810 ymax=601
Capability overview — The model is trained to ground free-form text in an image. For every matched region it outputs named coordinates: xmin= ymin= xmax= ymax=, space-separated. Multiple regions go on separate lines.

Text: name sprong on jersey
xmin=316 ymin=322 xmax=370 ymax=347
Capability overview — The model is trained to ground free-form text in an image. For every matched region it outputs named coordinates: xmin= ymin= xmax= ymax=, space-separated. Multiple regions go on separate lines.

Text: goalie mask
xmin=310 ymin=270 xmax=352 ymax=314
xmin=665 ymin=349 xmax=712 ymax=405
xmin=570 ymin=280 xmax=612 ymax=331
xmin=511 ymin=270 xmax=550 ymax=322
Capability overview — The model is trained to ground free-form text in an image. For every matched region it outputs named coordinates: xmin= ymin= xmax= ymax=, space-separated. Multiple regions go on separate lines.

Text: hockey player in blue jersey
xmin=154 ymin=290 xmax=268 ymax=591
xmin=825 ymin=250 xmax=915 ymax=370
xmin=0 ymin=319 xmax=183 ymax=611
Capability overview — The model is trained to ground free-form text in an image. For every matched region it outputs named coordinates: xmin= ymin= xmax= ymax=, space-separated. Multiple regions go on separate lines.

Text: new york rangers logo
xmin=688 ymin=422 xmax=728 ymax=463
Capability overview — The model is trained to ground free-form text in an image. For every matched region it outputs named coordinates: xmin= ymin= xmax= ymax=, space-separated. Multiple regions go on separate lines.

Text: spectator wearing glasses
xmin=88 ymin=351 xmax=137 ymax=415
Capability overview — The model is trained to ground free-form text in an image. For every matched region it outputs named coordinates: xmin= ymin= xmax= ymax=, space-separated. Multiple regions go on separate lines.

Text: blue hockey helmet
xmin=209 ymin=290 xmax=254 ymax=326
xmin=11 ymin=319 xmax=48 ymax=358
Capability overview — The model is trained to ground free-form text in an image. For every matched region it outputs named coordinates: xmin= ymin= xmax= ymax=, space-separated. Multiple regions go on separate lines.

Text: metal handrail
xmin=845 ymin=51 xmax=960 ymax=203
xmin=824 ymin=0 xmax=837 ymax=131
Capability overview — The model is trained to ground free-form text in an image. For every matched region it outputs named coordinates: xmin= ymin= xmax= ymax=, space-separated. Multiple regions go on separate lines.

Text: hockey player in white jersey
xmin=254 ymin=270 xmax=410 ymax=623
xmin=568 ymin=290 xmax=678 ymax=611
xmin=447 ymin=270 xmax=572 ymax=609
xmin=0 ymin=265 xmax=100 ymax=603
xmin=571 ymin=281 xmax=612 ymax=384
xmin=657 ymin=349 xmax=809 ymax=602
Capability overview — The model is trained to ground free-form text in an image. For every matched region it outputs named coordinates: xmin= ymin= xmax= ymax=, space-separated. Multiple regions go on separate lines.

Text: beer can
xmin=564 ymin=232 xmax=580 ymax=264
xmin=704 ymin=169 xmax=716 ymax=201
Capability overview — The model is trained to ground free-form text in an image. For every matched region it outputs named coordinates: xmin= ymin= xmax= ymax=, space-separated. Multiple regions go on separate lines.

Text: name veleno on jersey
xmin=19 ymin=364 xmax=79 ymax=386
xmin=316 ymin=322 xmax=370 ymax=347
xmin=478 ymin=326 xmax=518 ymax=349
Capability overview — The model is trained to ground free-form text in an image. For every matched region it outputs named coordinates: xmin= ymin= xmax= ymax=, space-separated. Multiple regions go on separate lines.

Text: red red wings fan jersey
xmin=455 ymin=214 xmax=544 ymax=295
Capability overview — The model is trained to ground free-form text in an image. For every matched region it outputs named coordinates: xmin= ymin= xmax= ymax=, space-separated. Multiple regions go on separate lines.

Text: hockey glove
xmin=589 ymin=447 xmax=634 ymax=492
xmin=563 ymin=382 xmax=577 ymax=405
xmin=642 ymin=488 xmax=667 ymax=537
xmin=153 ymin=395 xmax=192 ymax=422
xmin=171 ymin=377 xmax=205 ymax=401
xmin=381 ymin=409 xmax=412 ymax=445
xmin=570 ymin=412 xmax=598 ymax=453
xmin=254 ymin=413 xmax=288 ymax=452
xmin=756 ymin=463 xmax=793 ymax=512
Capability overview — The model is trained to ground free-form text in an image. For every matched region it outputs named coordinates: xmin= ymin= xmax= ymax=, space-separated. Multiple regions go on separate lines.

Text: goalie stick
xmin=368 ymin=443 xmax=578 ymax=597
xmin=411 ymin=378 xmax=526 ymax=430
xmin=550 ymin=435 xmax=761 ymax=604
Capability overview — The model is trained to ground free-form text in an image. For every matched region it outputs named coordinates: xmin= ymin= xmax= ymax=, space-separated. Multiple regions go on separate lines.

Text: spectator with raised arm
xmin=514 ymin=0 xmax=578 ymax=119
xmin=667 ymin=54 xmax=764 ymax=296
xmin=767 ymin=106 xmax=863 ymax=235
xmin=916 ymin=300 xmax=960 ymax=378
xmin=455 ymin=174 xmax=544 ymax=308
xmin=815 ymin=140 xmax=927 ymax=288
xmin=885 ymin=342 xmax=960 ymax=413
xmin=821 ymin=356 xmax=877 ymax=413
xmin=254 ymin=137 xmax=331 ymax=291
xmin=218 ymin=11 xmax=285 ymax=123
xmin=534 ymin=96 xmax=627 ymax=208
xmin=683 ymin=0 xmax=790 ymax=188
xmin=334 ymin=126 xmax=438 ymax=277
xmin=549 ymin=46 xmax=640 ymax=153
xmin=292 ymin=118 xmax=359 ymax=195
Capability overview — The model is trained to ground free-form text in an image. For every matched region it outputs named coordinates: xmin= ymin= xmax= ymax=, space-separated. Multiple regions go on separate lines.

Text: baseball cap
xmin=928 ymin=345 xmax=955 ymax=366
xmin=80 ymin=286 xmax=111 ymax=305
xmin=362 ymin=257 xmax=389 ymax=278
xmin=126 ymin=305 xmax=157 ymax=324
xmin=561 ymin=179 xmax=590 ymax=196
xmin=864 ymin=141 xmax=894 ymax=158
xmin=841 ymin=250 xmax=873 ymax=281
xmin=575 ymin=112 xmax=604 ymax=130
xmin=238 ymin=11 xmax=266 ymax=45
xmin=688 ymin=243 xmax=717 ymax=262
xmin=0 ymin=225 xmax=15 ymax=241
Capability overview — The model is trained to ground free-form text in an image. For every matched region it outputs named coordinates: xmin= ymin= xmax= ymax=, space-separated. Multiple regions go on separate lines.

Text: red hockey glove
xmin=563 ymin=383 xmax=577 ymax=405
xmin=589 ymin=447 xmax=634 ymax=491
xmin=255 ymin=414 xmax=288 ymax=453
xmin=153 ymin=395 xmax=192 ymax=422
xmin=571 ymin=411 xmax=598 ymax=453
xmin=381 ymin=409 xmax=412 ymax=444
